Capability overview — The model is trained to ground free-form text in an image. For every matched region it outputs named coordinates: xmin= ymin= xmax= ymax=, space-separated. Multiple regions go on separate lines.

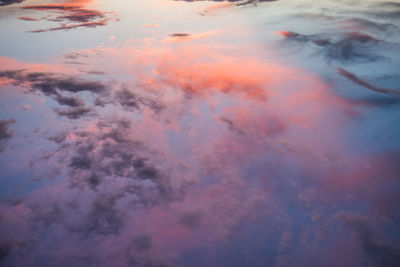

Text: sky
xmin=0 ymin=0 xmax=400 ymax=266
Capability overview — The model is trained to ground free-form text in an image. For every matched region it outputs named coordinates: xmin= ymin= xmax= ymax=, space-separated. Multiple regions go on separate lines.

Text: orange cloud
xmin=140 ymin=24 xmax=160 ymax=28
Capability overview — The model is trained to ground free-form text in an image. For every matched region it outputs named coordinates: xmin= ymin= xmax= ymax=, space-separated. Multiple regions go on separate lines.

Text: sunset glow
xmin=0 ymin=0 xmax=399 ymax=266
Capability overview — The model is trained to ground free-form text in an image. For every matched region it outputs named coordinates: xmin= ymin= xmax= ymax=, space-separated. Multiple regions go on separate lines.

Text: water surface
xmin=1 ymin=0 xmax=400 ymax=266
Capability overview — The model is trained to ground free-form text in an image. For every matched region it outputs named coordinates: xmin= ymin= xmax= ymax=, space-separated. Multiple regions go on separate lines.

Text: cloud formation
xmin=20 ymin=1 xmax=118 ymax=32
xmin=0 ymin=0 xmax=400 ymax=266
xmin=0 ymin=0 xmax=24 ymax=6
xmin=0 ymin=119 xmax=15 ymax=152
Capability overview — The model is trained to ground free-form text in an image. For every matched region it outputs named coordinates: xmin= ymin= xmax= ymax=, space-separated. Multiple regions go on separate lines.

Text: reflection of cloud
xmin=184 ymin=0 xmax=279 ymax=15
xmin=131 ymin=233 xmax=152 ymax=252
xmin=164 ymin=31 xmax=218 ymax=43
xmin=337 ymin=68 xmax=400 ymax=99
xmin=29 ymin=19 xmax=110 ymax=33
xmin=115 ymin=88 xmax=164 ymax=113
xmin=336 ymin=211 xmax=400 ymax=267
xmin=141 ymin=24 xmax=160 ymax=28
xmin=178 ymin=210 xmax=202 ymax=229
xmin=53 ymin=106 xmax=93 ymax=119
xmin=279 ymin=31 xmax=385 ymax=63
xmin=148 ymin=46 xmax=279 ymax=99
xmin=0 ymin=21 xmax=399 ymax=266
xmin=20 ymin=0 xmax=118 ymax=32
xmin=368 ymin=1 xmax=400 ymax=20
xmin=178 ymin=0 xmax=277 ymax=5
xmin=0 ymin=69 xmax=106 ymax=119
xmin=18 ymin=16 xmax=38 ymax=21
xmin=0 ymin=119 xmax=15 ymax=152
xmin=0 ymin=0 xmax=24 ymax=6
xmin=200 ymin=2 xmax=234 ymax=15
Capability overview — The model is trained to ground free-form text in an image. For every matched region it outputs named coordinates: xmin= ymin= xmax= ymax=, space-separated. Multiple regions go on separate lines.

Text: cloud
xmin=368 ymin=2 xmax=400 ymax=20
xmin=279 ymin=31 xmax=385 ymax=63
xmin=29 ymin=19 xmax=110 ymax=33
xmin=78 ymin=193 xmax=123 ymax=236
xmin=164 ymin=31 xmax=218 ymax=43
xmin=177 ymin=0 xmax=277 ymax=4
xmin=336 ymin=211 xmax=400 ymax=267
xmin=278 ymin=31 xmax=331 ymax=46
xmin=178 ymin=210 xmax=202 ymax=229
xmin=0 ymin=242 xmax=12 ymax=262
xmin=115 ymin=88 xmax=164 ymax=113
xmin=219 ymin=116 xmax=245 ymax=135
xmin=0 ymin=69 xmax=106 ymax=119
xmin=20 ymin=1 xmax=118 ymax=32
xmin=0 ymin=119 xmax=15 ymax=152
xmin=131 ymin=234 xmax=152 ymax=252
xmin=140 ymin=24 xmax=159 ymax=28
xmin=0 ymin=0 xmax=24 ymax=6
xmin=47 ymin=132 xmax=68 ymax=144
xmin=0 ymin=29 xmax=397 ymax=266
xmin=54 ymin=95 xmax=85 ymax=107
xmin=337 ymin=68 xmax=400 ymax=99
xmin=0 ymin=70 xmax=106 ymax=95
xmin=150 ymin=47 xmax=274 ymax=100
xmin=53 ymin=106 xmax=93 ymax=119
xmin=18 ymin=16 xmax=38 ymax=21
xmin=170 ymin=33 xmax=190 ymax=38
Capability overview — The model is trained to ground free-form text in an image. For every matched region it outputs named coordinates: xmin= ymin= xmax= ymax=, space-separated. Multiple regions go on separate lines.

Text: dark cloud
xmin=0 ymin=70 xmax=106 ymax=95
xmin=178 ymin=210 xmax=202 ymax=229
xmin=337 ymin=68 xmax=400 ymax=99
xmin=31 ymin=204 xmax=64 ymax=227
xmin=0 ymin=69 xmax=107 ymax=119
xmin=0 ymin=119 xmax=15 ymax=152
xmin=130 ymin=258 xmax=177 ymax=267
xmin=0 ymin=119 xmax=15 ymax=141
xmin=22 ymin=4 xmax=78 ymax=11
xmin=326 ymin=33 xmax=383 ymax=63
xmin=177 ymin=0 xmax=277 ymax=4
xmin=29 ymin=19 xmax=110 ymax=33
xmin=236 ymin=0 xmax=277 ymax=6
xmin=21 ymin=3 xmax=117 ymax=32
xmin=54 ymin=95 xmax=85 ymax=107
xmin=280 ymin=31 xmax=384 ymax=63
xmin=115 ymin=88 xmax=164 ymax=113
xmin=39 ymin=120 xmax=186 ymax=210
xmin=1 ymin=69 xmax=163 ymax=121
xmin=0 ymin=242 xmax=12 ymax=262
xmin=47 ymin=132 xmax=68 ymax=144
xmin=336 ymin=212 xmax=400 ymax=267
xmin=0 ymin=70 xmax=24 ymax=80
xmin=48 ymin=9 xmax=106 ymax=23
xmin=53 ymin=106 xmax=93 ymax=119
xmin=132 ymin=234 xmax=152 ymax=252
xmin=347 ymin=96 xmax=400 ymax=108
xmin=170 ymin=33 xmax=190 ymax=37
xmin=219 ymin=117 xmax=245 ymax=135
xmin=69 ymin=143 xmax=94 ymax=170
xmin=0 ymin=0 xmax=24 ymax=6
xmin=39 ymin=77 xmax=106 ymax=94
xmin=82 ymin=194 xmax=123 ymax=236
xmin=279 ymin=31 xmax=330 ymax=46
xmin=115 ymin=89 xmax=142 ymax=110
